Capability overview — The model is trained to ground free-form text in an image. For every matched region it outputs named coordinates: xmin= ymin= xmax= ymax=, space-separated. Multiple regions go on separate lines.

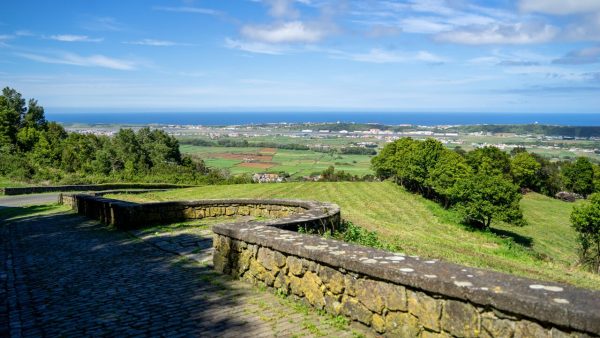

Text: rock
xmin=481 ymin=314 xmax=515 ymax=338
xmin=514 ymin=321 xmax=549 ymax=338
xmin=385 ymin=311 xmax=420 ymax=337
xmin=303 ymin=272 xmax=325 ymax=309
xmin=442 ymin=300 xmax=480 ymax=337
xmin=372 ymin=314 xmax=386 ymax=333
xmin=318 ymin=266 xmax=345 ymax=295
xmin=408 ymin=290 xmax=441 ymax=332
xmin=257 ymin=247 xmax=286 ymax=272
xmin=287 ymin=256 xmax=305 ymax=276
xmin=555 ymin=191 xmax=582 ymax=202
xmin=341 ymin=296 xmax=372 ymax=325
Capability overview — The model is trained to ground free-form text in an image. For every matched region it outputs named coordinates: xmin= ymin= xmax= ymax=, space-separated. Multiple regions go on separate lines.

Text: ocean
xmin=45 ymin=112 xmax=600 ymax=126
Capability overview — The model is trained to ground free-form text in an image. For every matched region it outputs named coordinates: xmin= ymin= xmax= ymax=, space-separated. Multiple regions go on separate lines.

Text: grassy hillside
xmin=109 ymin=181 xmax=600 ymax=290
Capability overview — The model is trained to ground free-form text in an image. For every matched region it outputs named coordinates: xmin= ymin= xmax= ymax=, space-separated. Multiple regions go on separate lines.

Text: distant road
xmin=0 ymin=193 xmax=60 ymax=208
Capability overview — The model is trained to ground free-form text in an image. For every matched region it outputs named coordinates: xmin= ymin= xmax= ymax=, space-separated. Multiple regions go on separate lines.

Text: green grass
xmin=108 ymin=181 xmax=600 ymax=290
xmin=180 ymin=146 xmax=374 ymax=178
xmin=0 ymin=177 xmax=31 ymax=188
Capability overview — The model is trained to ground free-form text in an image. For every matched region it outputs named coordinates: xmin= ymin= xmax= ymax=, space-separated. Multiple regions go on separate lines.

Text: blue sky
xmin=0 ymin=0 xmax=599 ymax=113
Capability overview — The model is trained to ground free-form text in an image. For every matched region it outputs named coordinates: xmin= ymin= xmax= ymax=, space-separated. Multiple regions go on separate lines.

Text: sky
xmin=0 ymin=0 xmax=599 ymax=113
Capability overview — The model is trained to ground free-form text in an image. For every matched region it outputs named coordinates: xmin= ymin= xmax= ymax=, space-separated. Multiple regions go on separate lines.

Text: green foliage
xmin=453 ymin=173 xmax=524 ymax=229
xmin=0 ymin=88 xmax=235 ymax=186
xmin=333 ymin=220 xmax=395 ymax=251
xmin=427 ymin=150 xmax=471 ymax=207
xmin=510 ymin=152 xmax=542 ymax=190
xmin=562 ymin=157 xmax=596 ymax=196
xmin=466 ymin=146 xmax=511 ymax=176
xmin=571 ymin=193 xmax=600 ymax=273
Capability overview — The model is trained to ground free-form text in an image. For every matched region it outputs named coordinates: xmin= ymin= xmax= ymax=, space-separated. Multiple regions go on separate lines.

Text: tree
xmin=371 ymin=137 xmax=418 ymax=182
xmin=0 ymin=87 xmax=26 ymax=146
xmin=510 ymin=152 xmax=542 ymax=190
xmin=570 ymin=193 xmax=600 ymax=273
xmin=466 ymin=146 xmax=511 ymax=177
xmin=594 ymin=165 xmax=600 ymax=193
xmin=21 ymin=98 xmax=47 ymax=130
xmin=453 ymin=173 xmax=524 ymax=229
xmin=426 ymin=150 xmax=472 ymax=207
xmin=562 ymin=157 xmax=595 ymax=196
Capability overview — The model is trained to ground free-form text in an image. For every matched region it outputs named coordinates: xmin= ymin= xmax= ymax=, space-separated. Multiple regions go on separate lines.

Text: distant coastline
xmin=46 ymin=112 xmax=600 ymax=127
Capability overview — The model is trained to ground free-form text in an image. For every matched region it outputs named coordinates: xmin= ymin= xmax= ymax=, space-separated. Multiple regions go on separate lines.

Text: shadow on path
xmin=1 ymin=208 xmax=362 ymax=337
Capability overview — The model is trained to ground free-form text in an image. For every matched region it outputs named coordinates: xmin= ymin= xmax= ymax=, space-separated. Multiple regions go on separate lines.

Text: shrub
xmin=570 ymin=193 xmax=600 ymax=273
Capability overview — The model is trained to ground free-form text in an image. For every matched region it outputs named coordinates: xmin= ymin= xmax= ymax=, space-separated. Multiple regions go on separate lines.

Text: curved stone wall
xmin=60 ymin=192 xmax=600 ymax=337
xmin=59 ymin=193 xmax=340 ymax=232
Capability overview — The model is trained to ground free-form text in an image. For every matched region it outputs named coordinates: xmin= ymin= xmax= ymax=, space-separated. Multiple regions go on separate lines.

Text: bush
xmin=570 ymin=193 xmax=600 ymax=273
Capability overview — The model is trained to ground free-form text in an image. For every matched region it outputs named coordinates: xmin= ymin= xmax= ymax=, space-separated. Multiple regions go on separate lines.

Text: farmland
xmin=108 ymin=181 xmax=600 ymax=290
xmin=180 ymin=145 xmax=375 ymax=178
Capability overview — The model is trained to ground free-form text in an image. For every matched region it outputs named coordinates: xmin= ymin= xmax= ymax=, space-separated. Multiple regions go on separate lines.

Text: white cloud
xmin=83 ymin=17 xmax=124 ymax=31
xmin=334 ymin=48 xmax=445 ymax=64
xmin=520 ymin=0 xmax=600 ymax=15
xmin=0 ymin=34 xmax=12 ymax=40
xmin=225 ymin=38 xmax=287 ymax=55
xmin=400 ymin=17 xmax=453 ymax=34
xmin=16 ymin=52 xmax=137 ymax=70
xmin=153 ymin=6 xmax=221 ymax=16
xmin=48 ymin=34 xmax=103 ymax=42
xmin=125 ymin=39 xmax=188 ymax=47
xmin=436 ymin=23 xmax=558 ymax=44
xmin=241 ymin=21 xmax=325 ymax=43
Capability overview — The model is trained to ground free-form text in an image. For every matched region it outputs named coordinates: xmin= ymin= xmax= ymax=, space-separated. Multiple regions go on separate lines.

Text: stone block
xmin=480 ymin=314 xmax=515 ymax=338
xmin=344 ymin=275 xmax=358 ymax=297
xmin=408 ymin=290 xmax=441 ymax=332
xmin=442 ymin=300 xmax=479 ymax=337
xmin=303 ymin=272 xmax=325 ymax=309
xmin=341 ymin=296 xmax=372 ymax=325
xmin=514 ymin=321 xmax=550 ymax=338
xmin=289 ymin=275 xmax=305 ymax=297
xmin=372 ymin=314 xmax=386 ymax=333
xmin=385 ymin=311 xmax=420 ymax=337
xmin=286 ymin=256 xmax=305 ymax=276
xmin=257 ymin=247 xmax=286 ymax=272
xmin=318 ymin=266 xmax=345 ymax=295
xmin=324 ymin=293 xmax=342 ymax=315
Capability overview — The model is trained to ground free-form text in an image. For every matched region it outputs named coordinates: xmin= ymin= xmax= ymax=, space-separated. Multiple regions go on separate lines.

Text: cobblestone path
xmin=1 ymin=208 xmax=370 ymax=337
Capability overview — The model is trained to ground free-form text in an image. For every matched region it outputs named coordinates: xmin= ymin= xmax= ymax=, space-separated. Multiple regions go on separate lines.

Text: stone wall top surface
xmin=1 ymin=183 xmax=191 ymax=196
xmin=212 ymin=221 xmax=600 ymax=335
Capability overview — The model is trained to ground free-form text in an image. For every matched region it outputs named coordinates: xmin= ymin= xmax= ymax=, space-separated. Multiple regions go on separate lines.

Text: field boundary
xmin=0 ymin=183 xmax=192 ymax=196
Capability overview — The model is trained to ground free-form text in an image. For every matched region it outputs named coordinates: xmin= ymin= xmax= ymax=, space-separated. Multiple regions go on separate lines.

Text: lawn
xmin=180 ymin=145 xmax=374 ymax=178
xmin=108 ymin=181 xmax=600 ymax=290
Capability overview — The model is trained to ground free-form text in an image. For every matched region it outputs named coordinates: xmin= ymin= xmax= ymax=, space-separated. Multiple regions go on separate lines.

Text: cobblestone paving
xmin=1 ymin=208 xmax=372 ymax=337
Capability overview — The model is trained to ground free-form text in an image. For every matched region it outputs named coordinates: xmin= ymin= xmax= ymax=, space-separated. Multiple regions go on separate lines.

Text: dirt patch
xmin=259 ymin=148 xmax=278 ymax=155
xmin=238 ymin=162 xmax=277 ymax=169
xmin=208 ymin=153 xmax=274 ymax=162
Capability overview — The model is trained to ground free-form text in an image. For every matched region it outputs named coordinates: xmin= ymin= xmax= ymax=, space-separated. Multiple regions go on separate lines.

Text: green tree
xmin=426 ymin=150 xmax=472 ymax=207
xmin=0 ymin=87 xmax=26 ymax=146
xmin=562 ymin=157 xmax=595 ymax=196
xmin=466 ymin=146 xmax=511 ymax=176
xmin=371 ymin=137 xmax=418 ymax=182
xmin=21 ymin=98 xmax=47 ymax=130
xmin=453 ymin=173 xmax=524 ymax=229
xmin=570 ymin=193 xmax=600 ymax=273
xmin=594 ymin=165 xmax=600 ymax=193
xmin=510 ymin=152 xmax=542 ymax=190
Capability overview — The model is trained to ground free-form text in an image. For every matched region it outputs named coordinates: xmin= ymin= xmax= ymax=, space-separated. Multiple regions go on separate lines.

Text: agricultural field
xmin=109 ymin=181 xmax=600 ymax=290
xmin=180 ymin=145 xmax=374 ymax=178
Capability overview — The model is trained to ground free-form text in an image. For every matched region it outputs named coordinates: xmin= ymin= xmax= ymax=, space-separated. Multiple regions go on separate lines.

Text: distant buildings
xmin=252 ymin=173 xmax=285 ymax=183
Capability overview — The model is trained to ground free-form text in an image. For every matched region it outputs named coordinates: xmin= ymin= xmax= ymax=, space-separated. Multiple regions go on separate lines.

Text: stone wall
xmin=1 ymin=183 xmax=191 ymax=196
xmin=59 ymin=192 xmax=600 ymax=337
xmin=59 ymin=193 xmax=341 ymax=232
xmin=213 ymin=222 xmax=600 ymax=337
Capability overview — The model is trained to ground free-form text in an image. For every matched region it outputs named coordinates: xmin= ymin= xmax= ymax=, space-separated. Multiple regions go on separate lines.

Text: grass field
xmin=180 ymin=145 xmax=374 ymax=178
xmin=109 ymin=181 xmax=600 ymax=290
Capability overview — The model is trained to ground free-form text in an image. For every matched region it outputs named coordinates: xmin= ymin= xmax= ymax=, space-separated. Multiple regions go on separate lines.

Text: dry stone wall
xmin=212 ymin=222 xmax=600 ymax=338
xmin=59 ymin=193 xmax=600 ymax=337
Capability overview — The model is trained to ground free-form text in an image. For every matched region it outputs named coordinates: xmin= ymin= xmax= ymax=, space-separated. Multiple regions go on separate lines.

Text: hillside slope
xmin=111 ymin=181 xmax=600 ymax=289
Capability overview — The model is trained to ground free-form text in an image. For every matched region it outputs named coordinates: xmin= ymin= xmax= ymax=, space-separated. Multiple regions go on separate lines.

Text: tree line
xmin=371 ymin=138 xmax=600 ymax=229
xmin=0 ymin=88 xmax=245 ymax=185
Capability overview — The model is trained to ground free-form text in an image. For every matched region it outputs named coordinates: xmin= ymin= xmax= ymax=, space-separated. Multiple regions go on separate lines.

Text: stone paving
xmin=1 ymin=208 xmax=372 ymax=337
